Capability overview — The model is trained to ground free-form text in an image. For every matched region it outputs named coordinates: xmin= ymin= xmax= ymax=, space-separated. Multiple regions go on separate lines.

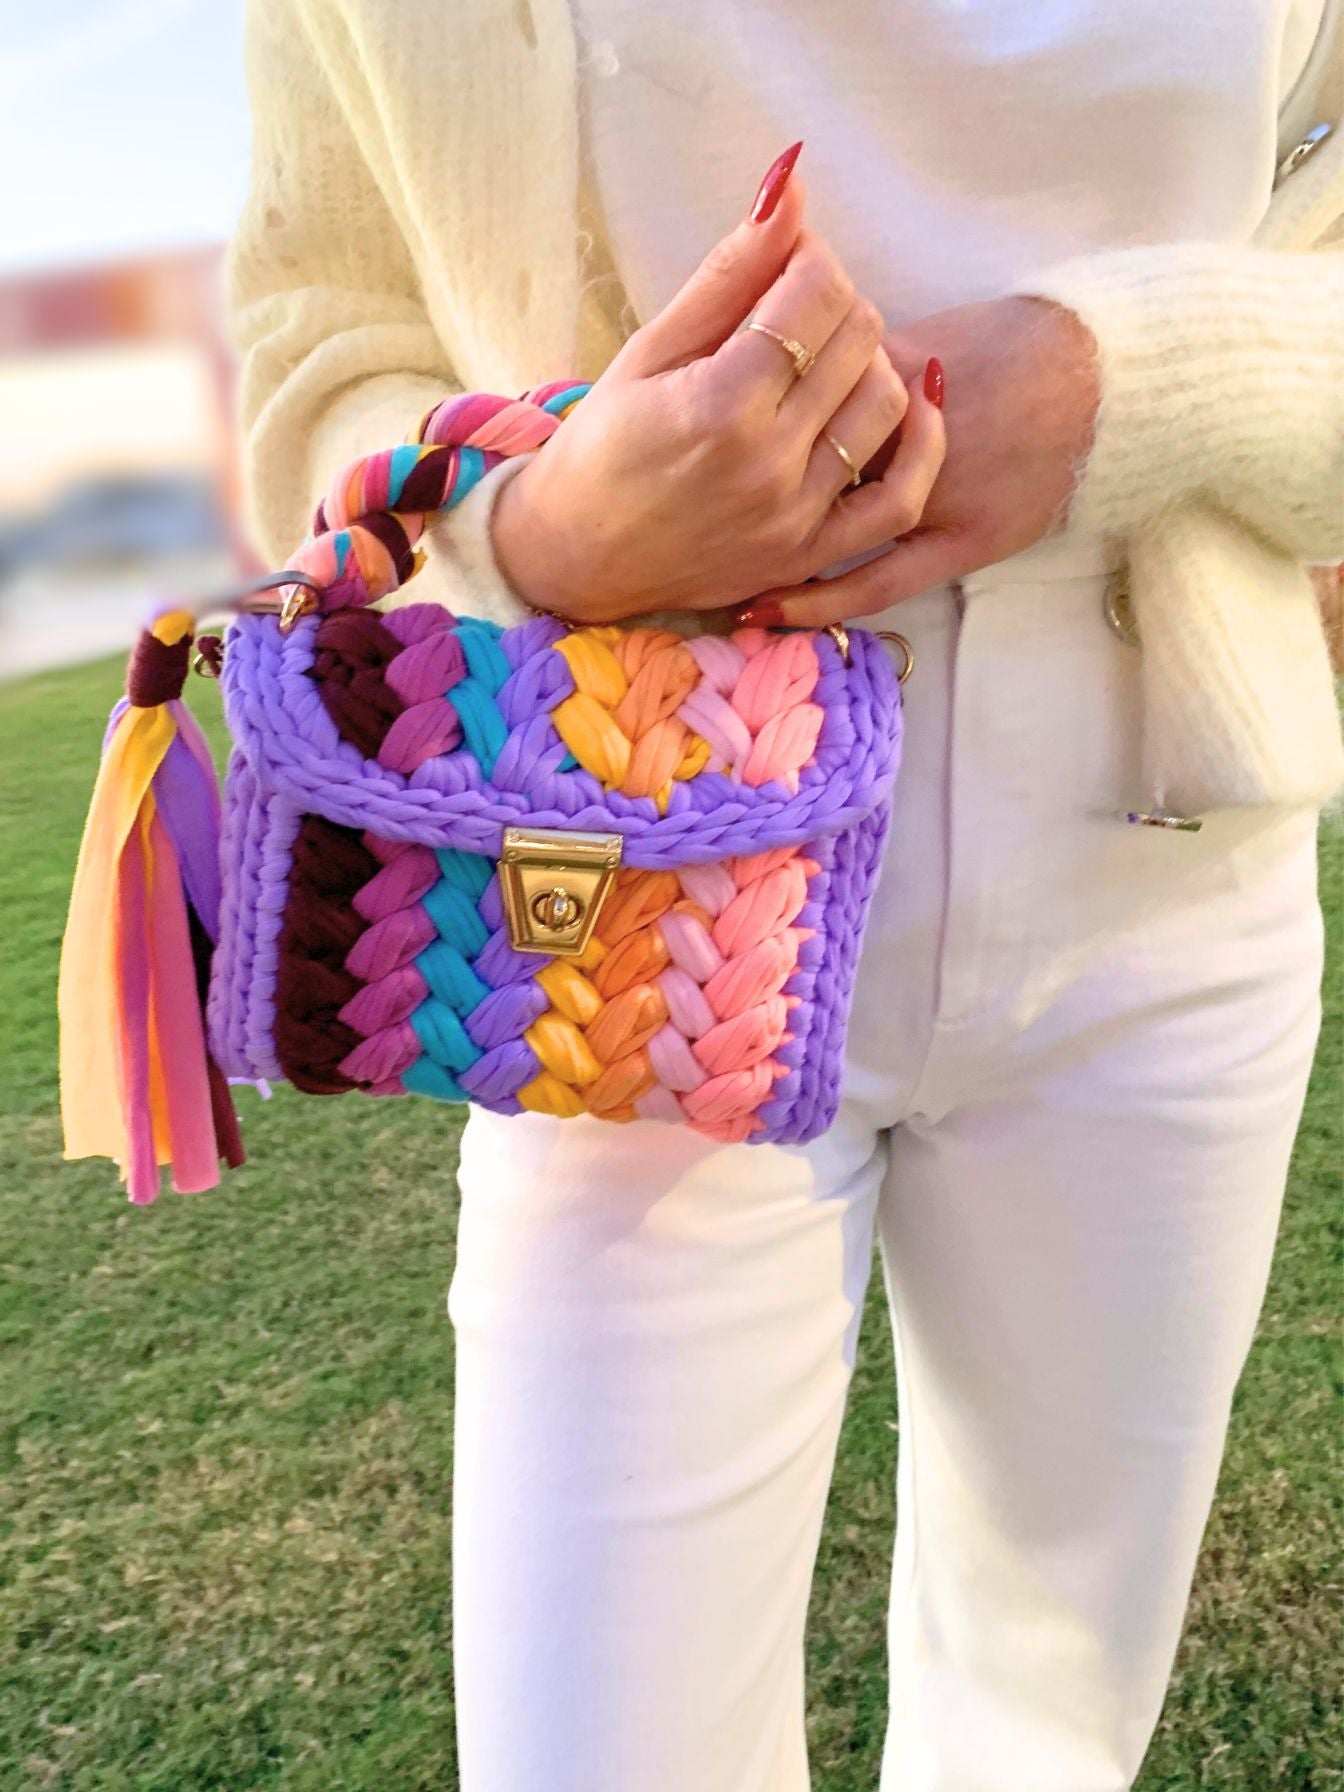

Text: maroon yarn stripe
xmin=310 ymin=610 xmax=407 ymax=759
xmin=274 ymin=814 xmax=379 ymax=1094
xmin=127 ymin=629 xmax=191 ymax=707
xmin=397 ymin=444 xmax=457 ymax=513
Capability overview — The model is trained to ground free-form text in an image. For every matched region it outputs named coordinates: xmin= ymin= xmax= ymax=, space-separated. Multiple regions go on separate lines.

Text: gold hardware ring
xmin=824 ymin=431 xmax=862 ymax=489
xmin=746 ymin=319 xmax=816 ymax=381
xmin=877 ymin=630 xmax=915 ymax=685
xmin=1125 ymin=809 xmax=1202 ymax=833
xmin=824 ymin=624 xmax=914 ymax=685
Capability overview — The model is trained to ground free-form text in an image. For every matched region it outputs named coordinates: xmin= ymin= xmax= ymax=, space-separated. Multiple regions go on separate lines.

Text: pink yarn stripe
xmin=682 ymin=1058 xmax=778 ymax=1124
xmin=647 ymin=1023 xmax=707 ymax=1092
xmin=115 ymin=820 xmax=158 ymax=1203
xmin=353 ymin=845 xmax=439 ymax=920
xmin=360 ymin=450 xmax=394 ymax=519
xmin=635 ymin=1085 xmax=686 ymax=1126
xmin=341 ymin=1019 xmax=420 ymax=1085
xmin=692 ymin=996 xmax=789 ymax=1077
xmin=711 ymin=861 xmax=809 ymax=957
xmin=346 ymin=906 xmax=436 ymax=981
xmin=659 ymin=907 xmax=724 ymax=982
xmin=742 ymin=702 xmax=825 ymax=791
xmin=685 ymin=633 xmax=748 ymax=692
xmin=145 ymin=810 xmax=220 ymax=1194
xmin=677 ymin=861 xmax=737 ymax=916
xmin=340 ymin=962 xmax=425 ymax=1032
xmin=733 ymin=633 xmax=821 ymax=730
xmin=656 ymin=965 xmax=717 ymax=1038
xmin=703 ymin=930 xmax=802 ymax=1019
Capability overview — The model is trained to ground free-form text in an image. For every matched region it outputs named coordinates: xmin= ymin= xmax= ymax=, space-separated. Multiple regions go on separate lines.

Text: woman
xmin=228 ymin=2 xmax=1344 ymax=1786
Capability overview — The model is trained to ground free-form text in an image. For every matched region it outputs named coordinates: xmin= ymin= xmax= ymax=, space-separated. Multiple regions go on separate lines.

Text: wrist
xmin=489 ymin=460 xmax=589 ymax=621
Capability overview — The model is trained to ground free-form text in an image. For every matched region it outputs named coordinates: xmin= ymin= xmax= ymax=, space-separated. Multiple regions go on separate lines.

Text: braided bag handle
xmin=272 ymin=380 xmax=590 ymax=632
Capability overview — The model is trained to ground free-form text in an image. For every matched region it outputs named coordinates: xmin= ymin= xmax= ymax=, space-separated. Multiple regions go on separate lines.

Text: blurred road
xmin=0 ymin=551 xmax=236 ymax=682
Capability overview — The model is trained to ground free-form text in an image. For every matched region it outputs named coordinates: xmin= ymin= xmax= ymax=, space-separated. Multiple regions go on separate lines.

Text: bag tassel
xmin=58 ymin=609 xmax=244 ymax=1203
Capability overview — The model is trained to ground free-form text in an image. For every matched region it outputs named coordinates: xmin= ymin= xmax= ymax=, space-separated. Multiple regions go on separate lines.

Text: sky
xmin=0 ymin=0 xmax=250 ymax=276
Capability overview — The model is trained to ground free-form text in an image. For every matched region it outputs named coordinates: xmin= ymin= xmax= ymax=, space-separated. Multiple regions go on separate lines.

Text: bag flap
xmin=220 ymin=605 xmax=902 ymax=867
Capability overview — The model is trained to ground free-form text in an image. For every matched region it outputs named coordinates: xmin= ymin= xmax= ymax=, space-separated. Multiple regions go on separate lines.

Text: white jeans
xmin=449 ymin=538 xmax=1324 ymax=1792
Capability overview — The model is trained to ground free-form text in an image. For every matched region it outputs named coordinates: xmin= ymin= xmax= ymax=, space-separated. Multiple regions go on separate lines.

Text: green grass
xmin=1 ymin=657 xmax=1339 ymax=1791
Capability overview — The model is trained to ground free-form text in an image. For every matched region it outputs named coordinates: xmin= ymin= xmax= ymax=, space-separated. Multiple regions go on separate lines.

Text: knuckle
xmin=687 ymin=381 xmax=752 ymax=446
xmin=746 ymin=447 xmax=797 ymax=510
xmin=767 ymin=523 xmax=811 ymax=569
xmin=885 ymin=491 xmax=923 ymax=536
xmin=797 ymin=236 xmax=854 ymax=318
xmin=818 ymin=262 xmax=855 ymax=319
xmin=873 ymin=372 xmax=909 ymax=427
xmin=698 ymin=236 xmax=741 ymax=285
xmin=702 ymin=396 xmax=743 ymax=442
xmin=766 ymin=494 xmax=813 ymax=551
xmin=853 ymin=297 xmax=885 ymax=343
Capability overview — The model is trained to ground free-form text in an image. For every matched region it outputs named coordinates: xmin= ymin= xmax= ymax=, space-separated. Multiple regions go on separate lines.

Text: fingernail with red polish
xmin=750 ymin=141 xmax=803 ymax=223
xmin=735 ymin=600 xmax=785 ymax=629
xmin=923 ymin=357 xmax=945 ymax=409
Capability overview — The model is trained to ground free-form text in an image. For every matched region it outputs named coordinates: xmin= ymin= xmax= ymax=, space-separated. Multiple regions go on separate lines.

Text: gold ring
xmin=876 ymin=630 xmax=915 ymax=685
xmin=824 ymin=626 xmax=914 ymax=686
xmin=746 ymin=320 xmax=816 ymax=381
xmin=824 ymin=431 xmax=862 ymax=489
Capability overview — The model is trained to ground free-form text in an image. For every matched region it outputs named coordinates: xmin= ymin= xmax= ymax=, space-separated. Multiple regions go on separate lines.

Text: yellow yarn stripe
xmin=516 ymin=932 xmax=609 ymax=1118
xmin=551 ymin=627 xmax=713 ymax=815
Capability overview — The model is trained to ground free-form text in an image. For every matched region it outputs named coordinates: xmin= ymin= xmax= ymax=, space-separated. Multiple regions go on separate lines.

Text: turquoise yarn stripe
xmin=409 ymin=997 xmax=481 ymax=1075
xmin=385 ymin=443 xmax=425 ymax=509
xmin=452 ymin=684 xmax=509 ymax=777
xmin=435 ymin=847 xmax=494 ymax=902
xmin=540 ymin=384 xmax=589 ymax=415
xmin=415 ymin=936 xmax=492 ymax=1013
xmin=448 ymin=445 xmax=487 ymax=507
xmin=422 ymin=877 xmax=491 ymax=958
xmin=450 ymin=618 xmax=513 ymax=777
xmin=402 ymin=1057 xmax=469 ymax=1103
xmin=402 ymin=844 xmax=499 ymax=1098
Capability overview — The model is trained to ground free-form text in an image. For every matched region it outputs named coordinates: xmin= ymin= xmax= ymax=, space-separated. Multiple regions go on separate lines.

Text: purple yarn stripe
xmin=207 ymin=750 xmax=300 ymax=1083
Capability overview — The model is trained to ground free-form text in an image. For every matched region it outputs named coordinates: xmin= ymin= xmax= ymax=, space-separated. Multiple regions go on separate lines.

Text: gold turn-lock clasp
xmin=499 ymin=827 xmax=624 ymax=956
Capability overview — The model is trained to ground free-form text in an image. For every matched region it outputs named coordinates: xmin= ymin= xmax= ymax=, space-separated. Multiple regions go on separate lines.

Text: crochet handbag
xmin=58 ymin=382 xmax=906 ymax=1203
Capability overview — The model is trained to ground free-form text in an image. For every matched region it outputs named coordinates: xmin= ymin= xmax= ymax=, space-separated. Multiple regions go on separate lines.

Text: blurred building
xmin=0 ymin=246 xmax=251 ymax=681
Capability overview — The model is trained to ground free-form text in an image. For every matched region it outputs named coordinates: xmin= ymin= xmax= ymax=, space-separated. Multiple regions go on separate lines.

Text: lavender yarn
xmin=208 ymin=751 xmax=300 ymax=1083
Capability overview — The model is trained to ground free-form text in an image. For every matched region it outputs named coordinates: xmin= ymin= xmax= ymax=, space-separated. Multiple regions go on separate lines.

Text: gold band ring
xmin=824 ymin=431 xmax=862 ymax=489
xmin=746 ymin=320 xmax=816 ymax=381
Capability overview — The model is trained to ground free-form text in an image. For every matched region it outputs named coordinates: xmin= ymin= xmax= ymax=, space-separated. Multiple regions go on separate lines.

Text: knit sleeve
xmin=1018 ymin=243 xmax=1344 ymax=561
xmin=225 ymin=0 xmax=534 ymax=627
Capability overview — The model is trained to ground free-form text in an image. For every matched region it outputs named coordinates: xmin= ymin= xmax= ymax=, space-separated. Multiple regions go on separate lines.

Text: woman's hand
xmin=736 ymin=296 xmax=1101 ymax=628
xmin=491 ymin=152 xmax=947 ymax=623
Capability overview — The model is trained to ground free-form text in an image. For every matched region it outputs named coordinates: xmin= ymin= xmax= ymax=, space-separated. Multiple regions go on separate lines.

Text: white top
xmin=571 ymin=0 xmax=1325 ymax=325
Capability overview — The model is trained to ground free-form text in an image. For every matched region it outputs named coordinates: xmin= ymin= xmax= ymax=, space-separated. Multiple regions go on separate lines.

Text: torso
xmin=570 ymin=0 xmax=1326 ymax=326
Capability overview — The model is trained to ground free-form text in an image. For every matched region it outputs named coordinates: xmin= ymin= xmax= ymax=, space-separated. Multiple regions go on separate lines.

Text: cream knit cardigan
xmin=228 ymin=0 xmax=1344 ymax=815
